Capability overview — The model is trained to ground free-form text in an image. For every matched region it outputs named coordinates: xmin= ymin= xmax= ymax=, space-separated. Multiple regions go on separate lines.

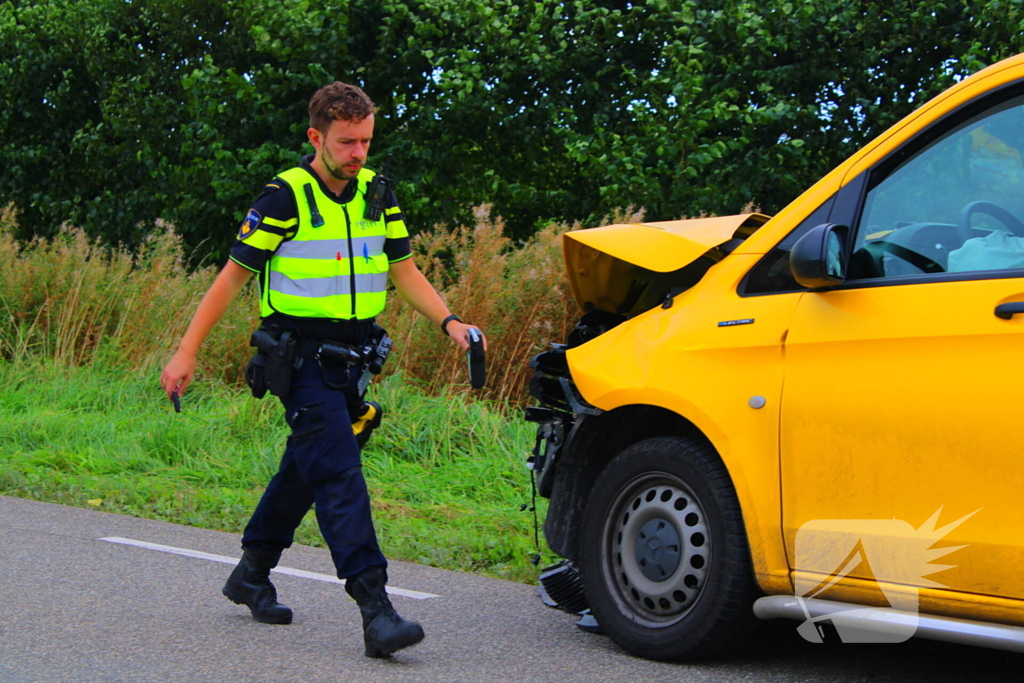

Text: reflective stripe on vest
xmin=268 ymin=270 xmax=388 ymax=298
xmin=262 ymin=166 xmax=389 ymax=319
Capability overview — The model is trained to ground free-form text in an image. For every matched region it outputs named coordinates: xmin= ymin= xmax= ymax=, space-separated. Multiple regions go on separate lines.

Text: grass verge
xmin=0 ymin=359 xmax=551 ymax=583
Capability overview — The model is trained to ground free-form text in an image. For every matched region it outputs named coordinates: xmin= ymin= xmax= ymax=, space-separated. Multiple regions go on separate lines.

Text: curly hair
xmin=308 ymin=82 xmax=377 ymax=133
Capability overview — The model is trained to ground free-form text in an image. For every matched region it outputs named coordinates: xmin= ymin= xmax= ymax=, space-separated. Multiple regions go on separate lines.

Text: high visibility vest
xmin=261 ymin=167 xmax=389 ymax=320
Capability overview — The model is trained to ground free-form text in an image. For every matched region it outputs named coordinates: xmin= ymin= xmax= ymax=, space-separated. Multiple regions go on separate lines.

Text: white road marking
xmin=99 ymin=536 xmax=440 ymax=600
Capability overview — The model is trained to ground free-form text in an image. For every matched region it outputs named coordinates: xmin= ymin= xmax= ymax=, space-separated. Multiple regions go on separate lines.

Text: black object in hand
xmin=171 ymin=390 xmax=181 ymax=413
xmin=467 ymin=328 xmax=486 ymax=389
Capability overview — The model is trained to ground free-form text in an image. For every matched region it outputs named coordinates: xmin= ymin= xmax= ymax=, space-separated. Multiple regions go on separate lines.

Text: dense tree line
xmin=2 ymin=0 xmax=1023 ymax=260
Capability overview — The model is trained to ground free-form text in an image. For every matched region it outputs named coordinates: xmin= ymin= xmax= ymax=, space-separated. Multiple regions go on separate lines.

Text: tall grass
xmin=0 ymin=206 xmax=255 ymax=386
xmin=0 ymin=203 xmax=645 ymax=402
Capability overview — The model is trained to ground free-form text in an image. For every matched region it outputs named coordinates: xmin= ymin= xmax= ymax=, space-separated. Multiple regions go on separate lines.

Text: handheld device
xmin=171 ymin=390 xmax=181 ymax=413
xmin=363 ymin=154 xmax=393 ymax=222
xmin=357 ymin=329 xmax=393 ymax=396
xmin=467 ymin=328 xmax=486 ymax=389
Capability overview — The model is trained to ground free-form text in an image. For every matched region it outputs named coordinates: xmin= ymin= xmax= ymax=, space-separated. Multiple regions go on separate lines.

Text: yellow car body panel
xmin=783 ymin=276 xmax=1024 ymax=614
xmin=565 ymin=213 xmax=770 ymax=275
xmin=562 ymin=52 xmax=1024 ymax=625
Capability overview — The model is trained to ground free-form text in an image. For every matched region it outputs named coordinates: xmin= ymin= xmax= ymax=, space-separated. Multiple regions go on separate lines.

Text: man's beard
xmin=327 ymin=163 xmax=358 ymax=180
xmin=323 ymin=151 xmax=359 ymax=180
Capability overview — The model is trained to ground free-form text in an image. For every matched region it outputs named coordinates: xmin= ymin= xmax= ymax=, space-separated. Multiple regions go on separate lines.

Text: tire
xmin=579 ymin=436 xmax=758 ymax=661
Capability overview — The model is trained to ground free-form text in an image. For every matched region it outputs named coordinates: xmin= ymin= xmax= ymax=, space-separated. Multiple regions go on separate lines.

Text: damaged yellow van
xmin=527 ymin=53 xmax=1024 ymax=660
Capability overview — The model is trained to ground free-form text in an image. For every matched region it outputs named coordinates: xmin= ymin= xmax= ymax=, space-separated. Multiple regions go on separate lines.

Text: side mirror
xmin=790 ymin=223 xmax=849 ymax=289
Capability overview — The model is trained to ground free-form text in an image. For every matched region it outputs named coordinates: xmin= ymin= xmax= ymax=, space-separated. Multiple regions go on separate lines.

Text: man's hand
xmin=157 ymin=260 xmax=253 ymax=402
xmin=445 ymin=321 xmax=487 ymax=352
xmin=161 ymin=350 xmax=197 ymax=400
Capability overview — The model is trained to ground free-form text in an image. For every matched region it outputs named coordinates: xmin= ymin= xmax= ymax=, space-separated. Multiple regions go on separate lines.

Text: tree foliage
xmin=2 ymin=0 xmax=1023 ymax=259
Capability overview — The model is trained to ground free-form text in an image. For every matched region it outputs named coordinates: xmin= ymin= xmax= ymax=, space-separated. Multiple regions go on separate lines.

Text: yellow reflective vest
xmin=261 ymin=167 xmax=390 ymax=320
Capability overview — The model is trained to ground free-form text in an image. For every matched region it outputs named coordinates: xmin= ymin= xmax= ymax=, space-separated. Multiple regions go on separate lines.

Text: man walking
xmin=160 ymin=81 xmax=483 ymax=658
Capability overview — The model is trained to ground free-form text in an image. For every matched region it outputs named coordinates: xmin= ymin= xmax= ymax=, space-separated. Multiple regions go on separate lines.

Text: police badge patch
xmin=238 ymin=209 xmax=261 ymax=240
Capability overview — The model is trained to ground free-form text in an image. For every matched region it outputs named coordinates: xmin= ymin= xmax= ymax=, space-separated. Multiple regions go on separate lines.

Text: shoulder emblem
xmin=238 ymin=209 xmax=262 ymax=240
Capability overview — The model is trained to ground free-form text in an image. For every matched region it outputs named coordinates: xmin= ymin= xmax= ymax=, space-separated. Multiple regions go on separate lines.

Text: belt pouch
xmin=317 ymin=341 xmax=361 ymax=390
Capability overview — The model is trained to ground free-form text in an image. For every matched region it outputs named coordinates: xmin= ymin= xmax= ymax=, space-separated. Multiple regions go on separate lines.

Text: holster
xmin=247 ymin=327 xmax=303 ymax=399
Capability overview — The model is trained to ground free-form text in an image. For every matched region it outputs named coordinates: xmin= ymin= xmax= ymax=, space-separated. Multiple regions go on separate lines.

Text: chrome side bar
xmin=754 ymin=595 xmax=1024 ymax=653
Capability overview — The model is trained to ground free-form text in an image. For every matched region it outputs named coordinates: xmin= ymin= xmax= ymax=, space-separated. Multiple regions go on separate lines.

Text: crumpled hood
xmin=563 ymin=213 xmax=770 ymax=317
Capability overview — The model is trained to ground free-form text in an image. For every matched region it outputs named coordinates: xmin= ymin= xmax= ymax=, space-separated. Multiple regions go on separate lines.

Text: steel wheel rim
xmin=599 ymin=471 xmax=711 ymax=628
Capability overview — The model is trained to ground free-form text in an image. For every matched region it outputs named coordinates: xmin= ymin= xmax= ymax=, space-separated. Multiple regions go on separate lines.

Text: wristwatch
xmin=440 ymin=314 xmax=462 ymax=336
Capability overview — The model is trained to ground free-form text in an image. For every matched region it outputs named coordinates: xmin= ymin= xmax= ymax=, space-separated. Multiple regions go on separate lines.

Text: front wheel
xmin=579 ymin=436 xmax=758 ymax=660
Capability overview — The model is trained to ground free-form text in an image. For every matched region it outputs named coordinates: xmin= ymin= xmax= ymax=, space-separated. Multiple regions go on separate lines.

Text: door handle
xmin=994 ymin=302 xmax=1024 ymax=319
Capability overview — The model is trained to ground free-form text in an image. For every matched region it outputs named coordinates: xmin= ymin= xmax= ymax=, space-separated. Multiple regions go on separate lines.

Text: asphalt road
xmin=1 ymin=495 xmax=1021 ymax=683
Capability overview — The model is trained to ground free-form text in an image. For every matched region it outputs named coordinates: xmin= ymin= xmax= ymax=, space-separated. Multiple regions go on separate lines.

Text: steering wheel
xmin=957 ymin=200 xmax=1024 ymax=244
xmin=874 ymin=240 xmax=945 ymax=274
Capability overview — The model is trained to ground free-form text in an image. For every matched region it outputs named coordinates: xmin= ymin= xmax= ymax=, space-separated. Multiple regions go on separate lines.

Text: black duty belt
xmin=248 ymin=324 xmax=391 ymax=400
xmin=252 ymin=328 xmax=364 ymax=367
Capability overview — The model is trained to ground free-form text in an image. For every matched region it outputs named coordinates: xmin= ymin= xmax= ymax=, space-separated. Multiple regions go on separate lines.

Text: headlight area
xmin=525 ymin=346 xmax=579 ymax=500
xmin=525 ymin=308 xmax=622 ymax=498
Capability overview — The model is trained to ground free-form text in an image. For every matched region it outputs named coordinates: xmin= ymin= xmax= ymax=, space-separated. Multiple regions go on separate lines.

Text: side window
xmin=849 ymin=94 xmax=1024 ymax=281
xmin=742 ymin=196 xmax=835 ymax=295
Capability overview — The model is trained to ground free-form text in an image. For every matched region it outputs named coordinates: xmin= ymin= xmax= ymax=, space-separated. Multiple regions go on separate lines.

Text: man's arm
xmin=160 ymin=259 xmax=255 ymax=399
xmin=388 ymin=257 xmax=484 ymax=351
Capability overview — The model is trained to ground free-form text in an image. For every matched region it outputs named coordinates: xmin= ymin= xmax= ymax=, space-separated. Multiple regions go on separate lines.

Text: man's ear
xmin=307 ymin=126 xmax=323 ymax=151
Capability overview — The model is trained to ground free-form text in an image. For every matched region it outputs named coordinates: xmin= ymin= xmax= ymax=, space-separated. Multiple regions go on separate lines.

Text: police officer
xmin=160 ymin=82 xmax=484 ymax=658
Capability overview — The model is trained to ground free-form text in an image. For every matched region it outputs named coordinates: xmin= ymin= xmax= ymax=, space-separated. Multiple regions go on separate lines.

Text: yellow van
xmin=527 ymin=53 xmax=1024 ymax=660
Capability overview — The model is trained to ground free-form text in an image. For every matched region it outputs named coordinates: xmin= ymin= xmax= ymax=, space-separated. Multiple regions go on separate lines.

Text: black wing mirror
xmin=790 ymin=223 xmax=849 ymax=290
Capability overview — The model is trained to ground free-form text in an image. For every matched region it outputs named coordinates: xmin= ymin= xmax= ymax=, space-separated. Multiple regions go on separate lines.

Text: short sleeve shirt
xmin=229 ymin=155 xmax=412 ymax=274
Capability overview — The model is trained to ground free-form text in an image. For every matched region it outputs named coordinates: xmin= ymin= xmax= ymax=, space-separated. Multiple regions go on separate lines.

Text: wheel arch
xmin=544 ymin=404 xmax=705 ymax=561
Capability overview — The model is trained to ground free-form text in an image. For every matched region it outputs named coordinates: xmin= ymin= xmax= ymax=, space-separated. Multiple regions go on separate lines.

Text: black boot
xmin=345 ymin=567 xmax=424 ymax=657
xmin=222 ymin=548 xmax=293 ymax=624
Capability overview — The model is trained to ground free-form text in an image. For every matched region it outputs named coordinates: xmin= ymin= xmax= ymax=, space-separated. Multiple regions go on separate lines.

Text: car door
xmin=781 ymin=85 xmax=1024 ymax=606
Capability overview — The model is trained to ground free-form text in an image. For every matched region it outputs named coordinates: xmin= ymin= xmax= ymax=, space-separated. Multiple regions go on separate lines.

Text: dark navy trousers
xmin=241 ymin=357 xmax=387 ymax=579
